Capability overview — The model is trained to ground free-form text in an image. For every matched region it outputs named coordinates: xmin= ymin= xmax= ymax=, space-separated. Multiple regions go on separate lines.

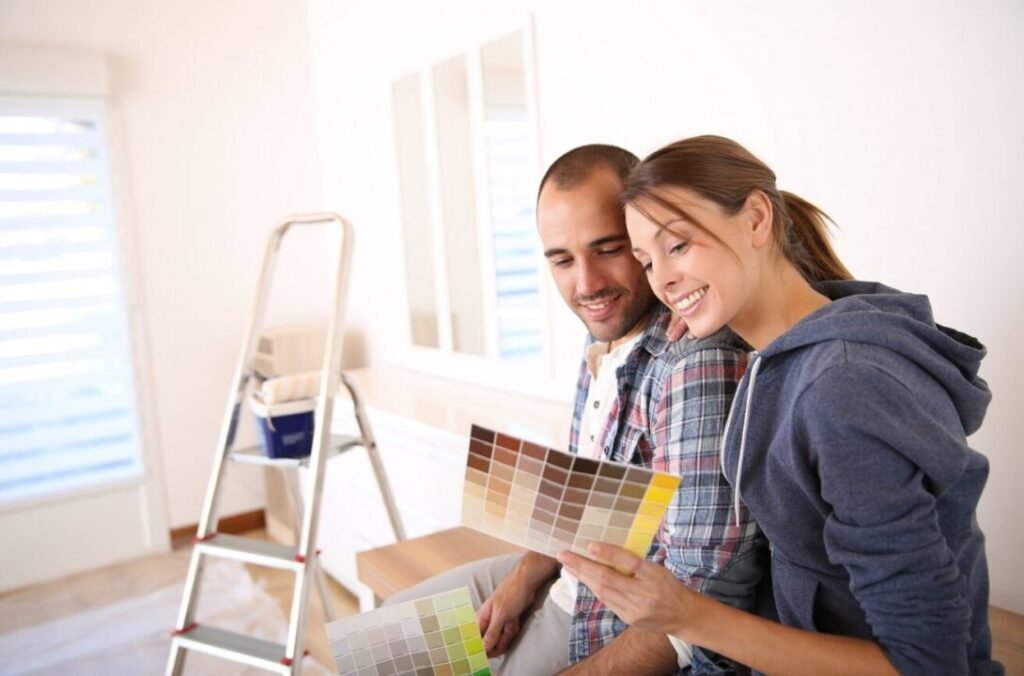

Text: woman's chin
xmin=683 ymin=317 xmax=727 ymax=340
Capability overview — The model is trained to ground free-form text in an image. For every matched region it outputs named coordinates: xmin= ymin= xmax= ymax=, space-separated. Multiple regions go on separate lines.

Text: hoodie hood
xmin=722 ymin=280 xmax=991 ymax=526
xmin=762 ymin=280 xmax=990 ymax=435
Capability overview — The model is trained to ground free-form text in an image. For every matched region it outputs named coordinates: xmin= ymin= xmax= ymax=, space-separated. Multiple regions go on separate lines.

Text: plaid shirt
xmin=567 ymin=306 xmax=765 ymax=673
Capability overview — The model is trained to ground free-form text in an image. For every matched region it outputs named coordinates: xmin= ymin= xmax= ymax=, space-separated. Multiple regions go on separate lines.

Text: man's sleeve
xmin=651 ymin=346 xmax=763 ymax=673
xmin=650 ymin=345 xmax=758 ymax=595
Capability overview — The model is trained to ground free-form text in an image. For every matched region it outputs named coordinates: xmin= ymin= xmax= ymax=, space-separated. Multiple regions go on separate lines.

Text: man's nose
xmin=575 ymin=259 xmax=607 ymax=297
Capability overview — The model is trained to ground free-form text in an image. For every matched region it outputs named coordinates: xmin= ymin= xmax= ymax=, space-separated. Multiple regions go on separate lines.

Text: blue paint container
xmin=249 ymin=396 xmax=317 ymax=459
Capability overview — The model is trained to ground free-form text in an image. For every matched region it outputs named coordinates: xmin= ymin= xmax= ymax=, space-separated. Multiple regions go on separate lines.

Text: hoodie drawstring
xmin=722 ymin=353 xmax=762 ymax=527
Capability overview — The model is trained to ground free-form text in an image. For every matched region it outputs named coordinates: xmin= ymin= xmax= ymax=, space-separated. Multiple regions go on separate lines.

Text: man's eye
xmin=597 ymin=246 xmax=624 ymax=256
xmin=551 ymin=258 xmax=572 ymax=268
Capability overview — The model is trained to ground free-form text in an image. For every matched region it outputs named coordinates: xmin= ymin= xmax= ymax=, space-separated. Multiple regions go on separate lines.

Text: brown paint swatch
xmin=461 ymin=424 xmax=682 ymax=566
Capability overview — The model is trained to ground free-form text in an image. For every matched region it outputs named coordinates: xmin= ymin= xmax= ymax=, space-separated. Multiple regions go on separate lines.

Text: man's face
xmin=537 ymin=168 xmax=655 ymax=342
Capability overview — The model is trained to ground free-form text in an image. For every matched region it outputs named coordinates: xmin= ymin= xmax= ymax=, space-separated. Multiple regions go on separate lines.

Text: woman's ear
xmin=744 ymin=190 xmax=774 ymax=249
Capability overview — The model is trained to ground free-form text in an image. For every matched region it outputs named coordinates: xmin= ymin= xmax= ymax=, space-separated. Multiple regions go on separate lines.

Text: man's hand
xmin=477 ymin=575 xmax=532 ymax=657
xmin=666 ymin=313 xmax=688 ymax=342
xmin=478 ymin=552 xmax=559 ymax=658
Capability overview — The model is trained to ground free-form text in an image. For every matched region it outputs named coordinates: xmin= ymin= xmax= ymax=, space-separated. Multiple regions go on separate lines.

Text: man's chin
xmin=583 ymin=318 xmax=625 ymax=343
xmin=580 ymin=300 xmax=655 ymax=343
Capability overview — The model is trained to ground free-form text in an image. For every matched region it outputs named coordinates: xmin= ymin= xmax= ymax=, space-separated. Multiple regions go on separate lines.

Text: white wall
xmin=305 ymin=0 xmax=1024 ymax=612
xmin=3 ymin=0 xmax=1019 ymax=612
xmin=0 ymin=0 xmax=326 ymax=528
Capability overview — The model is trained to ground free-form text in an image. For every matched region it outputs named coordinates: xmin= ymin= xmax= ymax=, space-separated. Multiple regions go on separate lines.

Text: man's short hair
xmin=537 ymin=144 xmax=639 ymax=201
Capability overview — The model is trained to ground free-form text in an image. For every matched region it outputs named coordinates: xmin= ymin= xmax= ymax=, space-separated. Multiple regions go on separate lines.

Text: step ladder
xmin=167 ymin=213 xmax=406 ymax=675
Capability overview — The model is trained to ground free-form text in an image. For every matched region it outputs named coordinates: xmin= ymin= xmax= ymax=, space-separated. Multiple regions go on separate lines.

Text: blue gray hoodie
xmin=721 ymin=280 xmax=1001 ymax=675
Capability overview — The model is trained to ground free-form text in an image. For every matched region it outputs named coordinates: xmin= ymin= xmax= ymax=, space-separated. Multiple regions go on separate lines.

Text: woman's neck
xmin=731 ymin=262 xmax=831 ymax=352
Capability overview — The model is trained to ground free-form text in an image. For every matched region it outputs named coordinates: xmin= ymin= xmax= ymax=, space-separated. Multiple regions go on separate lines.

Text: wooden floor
xmin=993 ymin=605 xmax=1024 ymax=674
xmin=2 ymin=532 xmax=1021 ymax=674
xmin=0 ymin=529 xmax=359 ymax=672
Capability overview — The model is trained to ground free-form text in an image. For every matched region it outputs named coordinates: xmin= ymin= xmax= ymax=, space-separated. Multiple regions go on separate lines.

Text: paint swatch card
xmin=461 ymin=425 xmax=680 ymax=565
xmin=328 ymin=587 xmax=490 ymax=676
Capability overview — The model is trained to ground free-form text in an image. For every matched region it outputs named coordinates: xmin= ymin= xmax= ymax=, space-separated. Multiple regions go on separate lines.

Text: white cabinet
xmin=311 ymin=406 xmax=468 ymax=596
xmin=283 ymin=365 xmax=572 ymax=602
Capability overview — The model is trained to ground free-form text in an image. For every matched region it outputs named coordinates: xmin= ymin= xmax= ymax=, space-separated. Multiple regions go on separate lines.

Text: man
xmin=391 ymin=145 xmax=763 ymax=674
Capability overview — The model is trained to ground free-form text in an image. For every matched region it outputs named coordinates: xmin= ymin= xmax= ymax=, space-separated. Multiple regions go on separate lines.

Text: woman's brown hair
xmin=623 ymin=135 xmax=852 ymax=283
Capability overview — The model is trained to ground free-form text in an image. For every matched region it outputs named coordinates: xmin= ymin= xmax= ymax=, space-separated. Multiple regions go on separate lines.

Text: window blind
xmin=0 ymin=99 xmax=143 ymax=503
xmin=482 ymin=106 xmax=544 ymax=362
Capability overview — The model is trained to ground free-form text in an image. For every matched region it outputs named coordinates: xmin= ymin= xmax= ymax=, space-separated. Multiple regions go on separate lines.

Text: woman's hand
xmin=558 ymin=542 xmax=697 ymax=638
xmin=562 ymin=544 xmax=900 ymax=676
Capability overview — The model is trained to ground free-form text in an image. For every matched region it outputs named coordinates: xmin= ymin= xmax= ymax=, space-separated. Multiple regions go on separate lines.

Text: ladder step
xmin=171 ymin=624 xmax=293 ymax=674
xmin=229 ymin=434 xmax=364 ymax=468
xmin=195 ymin=533 xmax=302 ymax=571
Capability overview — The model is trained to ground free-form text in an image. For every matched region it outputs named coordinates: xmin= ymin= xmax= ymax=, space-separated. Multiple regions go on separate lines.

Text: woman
xmin=558 ymin=135 xmax=1001 ymax=675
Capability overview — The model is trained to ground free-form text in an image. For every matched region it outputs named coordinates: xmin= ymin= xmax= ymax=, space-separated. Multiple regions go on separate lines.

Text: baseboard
xmin=169 ymin=509 xmax=267 ymax=550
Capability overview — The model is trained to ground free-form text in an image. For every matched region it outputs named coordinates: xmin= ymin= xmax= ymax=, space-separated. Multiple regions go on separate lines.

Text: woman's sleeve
xmin=797 ymin=361 xmax=973 ymax=674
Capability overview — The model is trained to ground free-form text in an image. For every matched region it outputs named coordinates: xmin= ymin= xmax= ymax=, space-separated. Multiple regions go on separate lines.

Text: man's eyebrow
xmin=544 ymin=234 xmax=629 ymax=258
xmin=587 ymin=235 xmax=629 ymax=248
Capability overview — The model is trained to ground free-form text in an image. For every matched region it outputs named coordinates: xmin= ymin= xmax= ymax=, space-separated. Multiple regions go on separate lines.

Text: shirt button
xmin=589 ymin=434 xmax=595 ymax=441
xmin=593 ymin=400 xmax=600 ymax=409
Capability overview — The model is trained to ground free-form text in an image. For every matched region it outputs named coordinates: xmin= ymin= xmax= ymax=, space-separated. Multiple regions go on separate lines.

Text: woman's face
xmin=625 ymin=188 xmax=758 ymax=339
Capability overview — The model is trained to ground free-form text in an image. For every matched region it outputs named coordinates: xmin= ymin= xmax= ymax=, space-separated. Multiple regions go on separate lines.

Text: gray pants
xmin=386 ymin=554 xmax=571 ymax=675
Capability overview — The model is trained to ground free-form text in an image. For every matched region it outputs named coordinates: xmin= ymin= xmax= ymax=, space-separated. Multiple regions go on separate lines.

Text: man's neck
xmin=607 ymin=307 xmax=654 ymax=352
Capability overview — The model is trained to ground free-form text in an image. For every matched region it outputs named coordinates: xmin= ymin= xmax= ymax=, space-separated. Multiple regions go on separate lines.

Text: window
xmin=0 ymin=98 xmax=144 ymax=503
xmin=393 ymin=23 xmax=556 ymax=389
xmin=480 ymin=34 xmax=544 ymax=363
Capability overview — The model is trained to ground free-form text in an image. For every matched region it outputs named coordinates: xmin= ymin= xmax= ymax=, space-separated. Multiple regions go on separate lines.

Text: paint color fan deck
xmin=461 ymin=425 xmax=681 ymax=565
xmin=328 ymin=587 xmax=490 ymax=676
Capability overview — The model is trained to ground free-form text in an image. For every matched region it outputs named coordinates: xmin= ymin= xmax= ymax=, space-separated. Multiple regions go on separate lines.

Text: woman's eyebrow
xmin=658 ymin=218 xmax=699 ymax=237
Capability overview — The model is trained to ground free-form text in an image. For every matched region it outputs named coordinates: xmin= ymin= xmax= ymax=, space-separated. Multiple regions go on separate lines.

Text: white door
xmin=0 ymin=96 xmax=169 ymax=591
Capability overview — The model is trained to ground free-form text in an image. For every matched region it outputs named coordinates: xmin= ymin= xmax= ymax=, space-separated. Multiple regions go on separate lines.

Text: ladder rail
xmin=172 ymin=224 xmax=285 ymax=637
xmin=285 ymin=468 xmax=337 ymax=623
xmin=341 ymin=373 xmax=407 ymax=541
xmin=194 ymin=231 xmax=280 ymax=539
xmin=284 ymin=214 xmax=353 ymax=664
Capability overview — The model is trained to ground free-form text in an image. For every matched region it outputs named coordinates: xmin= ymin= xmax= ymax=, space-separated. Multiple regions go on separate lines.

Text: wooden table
xmin=356 ymin=526 xmax=523 ymax=602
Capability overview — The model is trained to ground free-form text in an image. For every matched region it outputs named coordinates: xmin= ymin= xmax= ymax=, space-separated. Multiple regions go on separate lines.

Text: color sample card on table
xmin=328 ymin=586 xmax=490 ymax=676
xmin=461 ymin=424 xmax=681 ymax=564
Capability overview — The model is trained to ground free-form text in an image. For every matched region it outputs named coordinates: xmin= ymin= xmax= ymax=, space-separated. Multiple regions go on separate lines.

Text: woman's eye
xmin=669 ymin=242 xmax=688 ymax=255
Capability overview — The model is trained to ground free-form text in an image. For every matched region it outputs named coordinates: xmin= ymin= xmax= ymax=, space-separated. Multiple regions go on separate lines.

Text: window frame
xmin=390 ymin=19 xmax=580 ymax=403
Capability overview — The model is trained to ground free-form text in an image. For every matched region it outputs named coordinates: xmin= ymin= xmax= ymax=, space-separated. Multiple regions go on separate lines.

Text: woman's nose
xmin=651 ymin=261 xmax=677 ymax=293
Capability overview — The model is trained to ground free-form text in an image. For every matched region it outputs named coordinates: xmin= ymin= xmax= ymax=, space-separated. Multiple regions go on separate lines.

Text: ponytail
xmin=780 ymin=191 xmax=852 ymax=283
xmin=624 ymin=135 xmax=852 ymax=284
